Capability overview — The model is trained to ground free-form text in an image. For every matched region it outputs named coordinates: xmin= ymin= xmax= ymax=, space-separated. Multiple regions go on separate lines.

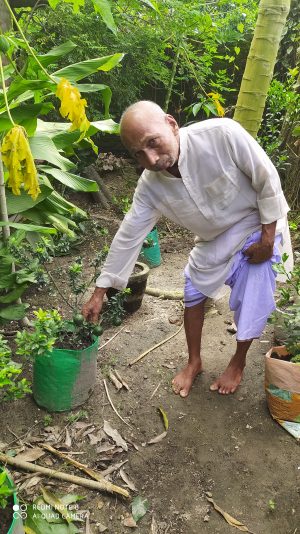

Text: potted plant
xmin=107 ymin=261 xmax=150 ymax=314
xmin=0 ymin=466 xmax=25 ymax=534
xmin=265 ymin=254 xmax=300 ymax=422
xmin=15 ymin=243 xmax=128 ymax=412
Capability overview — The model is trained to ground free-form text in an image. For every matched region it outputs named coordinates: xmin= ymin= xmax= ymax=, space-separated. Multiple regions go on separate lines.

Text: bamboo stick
xmin=0 ymin=452 xmax=129 ymax=498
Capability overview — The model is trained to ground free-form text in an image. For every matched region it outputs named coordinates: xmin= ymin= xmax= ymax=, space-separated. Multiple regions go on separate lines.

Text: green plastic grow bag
xmin=141 ymin=226 xmax=161 ymax=268
xmin=33 ymin=336 xmax=99 ymax=412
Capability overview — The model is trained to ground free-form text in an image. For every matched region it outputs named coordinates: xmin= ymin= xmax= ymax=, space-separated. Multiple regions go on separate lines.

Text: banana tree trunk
xmin=234 ymin=0 xmax=291 ymax=138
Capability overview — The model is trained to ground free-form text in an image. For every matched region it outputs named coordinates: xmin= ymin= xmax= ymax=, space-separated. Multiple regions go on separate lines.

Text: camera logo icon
xmin=13 ymin=503 xmax=28 ymax=519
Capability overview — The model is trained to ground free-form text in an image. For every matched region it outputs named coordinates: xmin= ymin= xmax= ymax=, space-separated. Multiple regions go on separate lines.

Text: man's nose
xmin=144 ymin=149 xmax=159 ymax=167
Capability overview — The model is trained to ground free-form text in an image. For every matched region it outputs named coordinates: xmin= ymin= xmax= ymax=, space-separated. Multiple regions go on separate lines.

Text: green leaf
xmin=0 ymin=103 xmax=54 ymax=135
xmin=41 ymin=487 xmax=73 ymax=524
xmin=237 ymin=22 xmax=244 ymax=33
xmin=42 ymin=167 xmax=99 ymax=192
xmin=0 ymin=221 xmax=56 ymax=233
xmin=89 ymin=119 xmax=119 ymax=135
xmin=36 ymin=41 xmax=77 ymax=67
xmin=0 ymin=274 xmax=16 ymax=290
xmin=192 ymin=102 xmax=202 ymax=116
xmin=292 ymin=125 xmax=300 ymax=138
xmin=92 ymin=0 xmax=117 ymax=34
xmin=53 ymin=53 xmax=124 ymax=81
xmin=24 ymin=504 xmax=80 ymax=533
xmin=234 ymin=46 xmax=240 ymax=55
xmin=75 ymin=84 xmax=112 ymax=117
xmin=158 ymin=407 xmax=169 ymax=431
xmin=6 ymin=184 xmax=53 ymax=215
xmin=141 ymin=0 xmax=160 ymax=12
xmin=29 ymin=135 xmax=76 ymax=171
xmin=0 ymin=285 xmax=28 ymax=304
xmin=132 ymin=495 xmax=150 ymax=522
xmin=0 ymin=304 xmax=28 ymax=321
xmin=5 ymin=79 xmax=54 ymax=104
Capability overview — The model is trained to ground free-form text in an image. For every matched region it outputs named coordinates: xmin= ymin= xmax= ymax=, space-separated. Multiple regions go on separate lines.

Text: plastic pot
xmin=0 ymin=467 xmax=24 ymax=534
xmin=265 ymin=345 xmax=300 ymax=422
xmin=33 ymin=336 xmax=99 ymax=412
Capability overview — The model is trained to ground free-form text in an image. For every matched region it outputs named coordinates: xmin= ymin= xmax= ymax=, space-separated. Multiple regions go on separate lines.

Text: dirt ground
xmin=0 ymin=168 xmax=299 ymax=534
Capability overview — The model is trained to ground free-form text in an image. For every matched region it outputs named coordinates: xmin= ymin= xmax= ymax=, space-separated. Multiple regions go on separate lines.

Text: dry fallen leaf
xmin=206 ymin=497 xmax=255 ymax=533
xmin=88 ymin=432 xmax=103 ymax=445
xmin=103 ymin=420 xmax=128 ymax=451
xmin=122 ymin=516 xmax=137 ymax=528
xmin=119 ymin=468 xmax=138 ymax=492
xmin=14 ymin=447 xmax=45 ymax=462
xmin=147 ymin=431 xmax=167 ymax=445
xmin=18 ymin=475 xmax=43 ymax=491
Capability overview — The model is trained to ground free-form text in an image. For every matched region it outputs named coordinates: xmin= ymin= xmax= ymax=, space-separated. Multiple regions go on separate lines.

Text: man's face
xmin=122 ymin=115 xmax=180 ymax=172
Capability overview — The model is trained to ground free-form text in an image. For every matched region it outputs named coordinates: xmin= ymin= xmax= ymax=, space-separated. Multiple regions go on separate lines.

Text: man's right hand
xmin=82 ymin=287 xmax=107 ymax=323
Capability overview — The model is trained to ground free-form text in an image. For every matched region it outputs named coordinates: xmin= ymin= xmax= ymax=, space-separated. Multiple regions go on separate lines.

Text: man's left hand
xmin=243 ymin=241 xmax=273 ymax=264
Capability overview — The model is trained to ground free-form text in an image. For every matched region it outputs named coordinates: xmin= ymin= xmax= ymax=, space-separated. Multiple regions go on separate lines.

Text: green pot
xmin=140 ymin=226 xmax=161 ymax=268
xmin=33 ymin=336 xmax=99 ymax=412
xmin=0 ymin=467 xmax=24 ymax=534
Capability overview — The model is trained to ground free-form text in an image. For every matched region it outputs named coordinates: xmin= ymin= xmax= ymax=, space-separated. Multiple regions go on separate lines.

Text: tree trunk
xmin=234 ymin=0 xmax=291 ymax=137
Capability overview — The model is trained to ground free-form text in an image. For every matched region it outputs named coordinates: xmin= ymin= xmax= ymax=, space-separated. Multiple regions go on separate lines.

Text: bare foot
xmin=172 ymin=360 xmax=203 ymax=398
xmin=210 ymin=359 xmax=245 ymax=394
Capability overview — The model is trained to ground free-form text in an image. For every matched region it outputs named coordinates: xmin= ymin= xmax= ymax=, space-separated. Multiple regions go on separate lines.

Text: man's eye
xmin=149 ymin=138 xmax=158 ymax=147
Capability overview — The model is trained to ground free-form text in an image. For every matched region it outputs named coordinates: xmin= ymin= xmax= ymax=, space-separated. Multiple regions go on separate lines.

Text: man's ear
xmin=165 ymin=114 xmax=179 ymax=132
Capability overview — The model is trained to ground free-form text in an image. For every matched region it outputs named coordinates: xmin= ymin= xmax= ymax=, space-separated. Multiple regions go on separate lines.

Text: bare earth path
xmin=1 ymin=244 xmax=299 ymax=533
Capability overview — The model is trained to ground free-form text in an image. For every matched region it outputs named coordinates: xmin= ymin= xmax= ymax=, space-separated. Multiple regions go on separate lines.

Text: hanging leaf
xmin=42 ymin=167 xmax=99 ymax=192
xmin=92 ymin=0 xmax=117 ymax=35
xmin=206 ymin=496 xmax=253 ymax=532
xmin=89 ymin=119 xmax=119 ymax=135
xmin=29 ymin=135 xmax=75 ymax=171
xmin=158 ymin=407 xmax=169 ymax=431
xmin=6 ymin=184 xmax=53 ymax=215
xmin=36 ymin=41 xmax=77 ymax=68
xmin=131 ymin=495 xmax=149 ymax=523
xmin=0 ymin=221 xmax=56 ymax=233
xmin=141 ymin=0 xmax=160 ymax=12
xmin=53 ymin=54 xmax=124 ymax=82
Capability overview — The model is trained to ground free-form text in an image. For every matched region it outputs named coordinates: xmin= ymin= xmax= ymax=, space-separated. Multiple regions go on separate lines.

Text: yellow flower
xmin=1 ymin=125 xmax=40 ymax=200
xmin=207 ymin=92 xmax=225 ymax=117
xmin=56 ymin=78 xmax=90 ymax=136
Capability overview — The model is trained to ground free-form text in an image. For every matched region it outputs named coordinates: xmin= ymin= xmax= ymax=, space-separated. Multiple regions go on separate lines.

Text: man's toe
xmin=209 ymin=382 xmax=219 ymax=391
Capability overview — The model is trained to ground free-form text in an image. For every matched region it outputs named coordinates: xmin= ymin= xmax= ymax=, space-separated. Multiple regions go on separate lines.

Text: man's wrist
xmin=261 ymin=221 xmax=276 ymax=245
xmin=93 ymin=287 xmax=107 ymax=300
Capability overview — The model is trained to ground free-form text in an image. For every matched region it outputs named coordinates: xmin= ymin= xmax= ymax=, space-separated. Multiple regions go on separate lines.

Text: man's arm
xmin=82 ymin=181 xmax=160 ymax=322
xmin=225 ymin=120 xmax=289 ymax=263
xmin=244 ymin=221 xmax=276 ymax=263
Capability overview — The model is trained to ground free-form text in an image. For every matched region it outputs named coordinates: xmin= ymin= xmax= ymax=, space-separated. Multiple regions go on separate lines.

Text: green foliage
xmin=16 ymin=309 xmax=62 ymax=359
xmin=258 ymin=70 xmax=300 ymax=173
xmin=23 ymin=0 xmax=259 ymax=120
xmin=0 ymin=469 xmax=15 ymax=509
xmin=102 ymin=288 xmax=131 ymax=326
xmin=272 ymin=253 xmax=300 ymax=307
xmin=0 ymin=335 xmax=31 ymax=402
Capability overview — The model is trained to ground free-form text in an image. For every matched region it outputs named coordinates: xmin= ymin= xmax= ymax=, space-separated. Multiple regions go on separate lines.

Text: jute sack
xmin=265 ymin=346 xmax=300 ymax=423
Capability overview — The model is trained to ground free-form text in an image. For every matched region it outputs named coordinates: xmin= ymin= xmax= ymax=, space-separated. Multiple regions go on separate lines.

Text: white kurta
xmin=96 ymin=118 xmax=292 ymax=297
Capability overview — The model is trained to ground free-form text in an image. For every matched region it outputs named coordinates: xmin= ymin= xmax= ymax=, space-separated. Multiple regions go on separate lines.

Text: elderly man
xmin=82 ymin=100 xmax=292 ymax=397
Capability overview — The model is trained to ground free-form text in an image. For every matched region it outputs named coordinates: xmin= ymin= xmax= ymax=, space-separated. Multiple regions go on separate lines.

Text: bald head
xmin=120 ymin=100 xmax=180 ymax=172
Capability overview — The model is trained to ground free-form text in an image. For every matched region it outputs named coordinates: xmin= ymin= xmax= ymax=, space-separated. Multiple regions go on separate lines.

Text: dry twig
xmin=129 ymin=323 xmax=184 ymax=366
xmin=103 ymin=379 xmax=131 ymax=428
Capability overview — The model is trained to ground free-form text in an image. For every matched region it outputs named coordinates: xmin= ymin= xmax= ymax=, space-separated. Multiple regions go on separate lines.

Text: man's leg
xmin=210 ymin=233 xmax=281 ymax=395
xmin=172 ymin=270 xmax=207 ymax=397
